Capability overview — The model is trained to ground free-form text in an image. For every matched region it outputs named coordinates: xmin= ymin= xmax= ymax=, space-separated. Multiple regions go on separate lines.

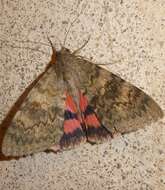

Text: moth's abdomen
xmin=59 ymin=93 xmax=86 ymax=149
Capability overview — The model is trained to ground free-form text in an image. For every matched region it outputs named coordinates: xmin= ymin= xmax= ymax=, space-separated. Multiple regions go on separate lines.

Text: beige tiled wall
xmin=0 ymin=0 xmax=165 ymax=189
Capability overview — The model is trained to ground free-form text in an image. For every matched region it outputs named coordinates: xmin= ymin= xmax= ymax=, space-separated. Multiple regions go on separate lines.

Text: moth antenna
xmin=46 ymin=36 xmax=57 ymax=65
xmin=0 ymin=38 xmax=50 ymax=47
xmin=97 ymin=59 xmax=122 ymax=66
xmin=0 ymin=39 xmax=50 ymax=56
xmin=63 ymin=16 xmax=79 ymax=47
xmin=72 ymin=35 xmax=91 ymax=55
xmin=62 ymin=2 xmax=88 ymax=47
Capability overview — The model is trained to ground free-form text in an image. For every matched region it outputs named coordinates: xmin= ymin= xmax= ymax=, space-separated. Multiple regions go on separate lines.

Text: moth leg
xmin=59 ymin=92 xmax=86 ymax=149
xmin=45 ymin=145 xmax=61 ymax=153
xmin=79 ymin=91 xmax=113 ymax=144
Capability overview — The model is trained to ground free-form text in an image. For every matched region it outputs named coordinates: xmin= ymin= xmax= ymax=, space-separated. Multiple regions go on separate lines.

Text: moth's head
xmin=55 ymin=47 xmax=72 ymax=62
xmin=47 ymin=37 xmax=72 ymax=64
xmin=60 ymin=47 xmax=71 ymax=54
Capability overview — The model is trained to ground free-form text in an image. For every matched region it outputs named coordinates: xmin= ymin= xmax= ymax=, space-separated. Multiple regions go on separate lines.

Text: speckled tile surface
xmin=0 ymin=0 xmax=165 ymax=190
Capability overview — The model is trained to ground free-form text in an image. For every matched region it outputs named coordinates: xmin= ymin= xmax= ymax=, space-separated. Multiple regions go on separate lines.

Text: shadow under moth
xmin=0 ymin=41 xmax=163 ymax=160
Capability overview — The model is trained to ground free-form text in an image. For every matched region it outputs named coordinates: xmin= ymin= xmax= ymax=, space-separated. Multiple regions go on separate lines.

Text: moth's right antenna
xmin=72 ymin=35 xmax=91 ymax=55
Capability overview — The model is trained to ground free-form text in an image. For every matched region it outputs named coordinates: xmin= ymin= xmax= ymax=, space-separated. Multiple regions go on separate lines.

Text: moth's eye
xmin=61 ymin=47 xmax=70 ymax=53
xmin=65 ymin=48 xmax=70 ymax=52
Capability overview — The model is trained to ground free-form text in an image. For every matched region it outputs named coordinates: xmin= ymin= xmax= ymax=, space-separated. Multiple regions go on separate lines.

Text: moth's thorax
xmin=54 ymin=47 xmax=82 ymax=104
xmin=55 ymin=48 xmax=71 ymax=70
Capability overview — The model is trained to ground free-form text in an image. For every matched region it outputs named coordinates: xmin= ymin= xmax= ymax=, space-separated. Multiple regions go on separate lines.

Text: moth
xmin=0 ymin=41 xmax=163 ymax=158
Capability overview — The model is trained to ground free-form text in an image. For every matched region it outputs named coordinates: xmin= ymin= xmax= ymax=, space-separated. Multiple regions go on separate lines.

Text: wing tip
xmin=148 ymin=97 xmax=164 ymax=120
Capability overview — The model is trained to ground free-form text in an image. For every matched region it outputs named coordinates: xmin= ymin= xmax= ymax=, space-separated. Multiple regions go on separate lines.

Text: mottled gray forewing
xmin=1 ymin=65 xmax=65 ymax=156
xmin=65 ymin=53 xmax=163 ymax=134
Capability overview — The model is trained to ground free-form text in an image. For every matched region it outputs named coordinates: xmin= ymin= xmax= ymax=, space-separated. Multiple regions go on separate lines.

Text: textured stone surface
xmin=0 ymin=0 xmax=165 ymax=189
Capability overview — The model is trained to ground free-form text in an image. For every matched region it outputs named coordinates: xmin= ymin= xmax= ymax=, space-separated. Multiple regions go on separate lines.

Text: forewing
xmin=1 ymin=65 xmax=65 ymax=156
xmin=67 ymin=53 xmax=163 ymax=135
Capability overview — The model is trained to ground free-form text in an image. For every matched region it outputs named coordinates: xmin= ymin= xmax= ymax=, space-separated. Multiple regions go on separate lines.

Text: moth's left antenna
xmin=47 ymin=36 xmax=56 ymax=65
xmin=63 ymin=2 xmax=88 ymax=47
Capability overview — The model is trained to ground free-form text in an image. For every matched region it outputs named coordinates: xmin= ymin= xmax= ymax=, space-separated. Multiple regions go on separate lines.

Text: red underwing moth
xmin=0 ymin=41 xmax=163 ymax=159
